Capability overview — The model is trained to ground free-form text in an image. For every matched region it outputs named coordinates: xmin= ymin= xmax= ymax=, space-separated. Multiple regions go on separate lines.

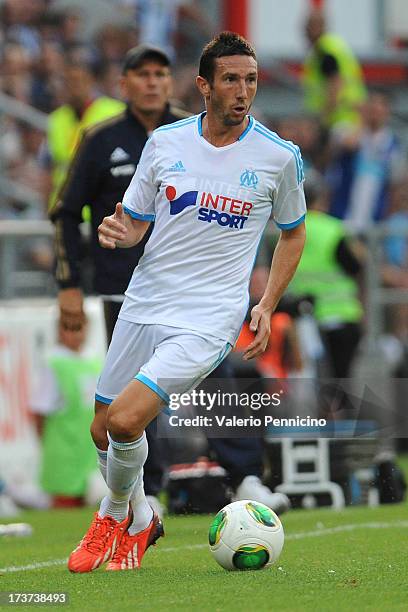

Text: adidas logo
xmin=110 ymin=147 xmax=130 ymax=162
xmin=169 ymin=160 xmax=186 ymax=172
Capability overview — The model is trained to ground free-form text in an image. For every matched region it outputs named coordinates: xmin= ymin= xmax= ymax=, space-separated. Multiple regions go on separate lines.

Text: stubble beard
xmin=211 ymin=94 xmax=248 ymax=128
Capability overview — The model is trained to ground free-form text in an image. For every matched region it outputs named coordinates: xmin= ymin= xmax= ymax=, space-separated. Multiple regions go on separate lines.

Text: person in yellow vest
xmin=31 ymin=316 xmax=102 ymax=508
xmin=289 ymin=173 xmax=364 ymax=378
xmin=303 ymin=8 xmax=367 ymax=130
xmin=45 ymin=55 xmax=124 ymax=213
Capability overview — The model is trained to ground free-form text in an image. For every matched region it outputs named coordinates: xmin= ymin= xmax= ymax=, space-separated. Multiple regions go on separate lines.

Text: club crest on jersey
xmin=165 ymin=185 xmax=252 ymax=230
xmin=240 ymin=169 xmax=258 ymax=189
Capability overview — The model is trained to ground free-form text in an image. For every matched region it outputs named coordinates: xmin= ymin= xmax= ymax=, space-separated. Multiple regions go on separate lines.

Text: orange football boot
xmin=68 ymin=513 xmax=130 ymax=573
xmin=106 ymin=512 xmax=164 ymax=571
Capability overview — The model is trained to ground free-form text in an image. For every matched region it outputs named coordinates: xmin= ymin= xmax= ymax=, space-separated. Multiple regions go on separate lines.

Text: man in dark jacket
xmin=52 ymin=45 xmax=189 ymax=339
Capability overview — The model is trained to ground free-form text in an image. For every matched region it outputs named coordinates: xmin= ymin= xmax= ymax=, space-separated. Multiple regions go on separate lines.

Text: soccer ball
xmin=208 ymin=499 xmax=284 ymax=571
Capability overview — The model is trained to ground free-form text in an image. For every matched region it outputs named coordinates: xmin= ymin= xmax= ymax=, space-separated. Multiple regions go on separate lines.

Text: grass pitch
xmin=1 ymin=502 xmax=407 ymax=611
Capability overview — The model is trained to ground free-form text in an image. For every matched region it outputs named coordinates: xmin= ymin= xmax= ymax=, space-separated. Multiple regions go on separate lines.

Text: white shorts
xmin=95 ymin=320 xmax=232 ymax=405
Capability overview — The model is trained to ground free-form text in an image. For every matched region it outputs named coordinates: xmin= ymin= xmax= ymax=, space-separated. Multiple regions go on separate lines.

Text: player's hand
xmin=58 ymin=287 xmax=85 ymax=331
xmin=98 ymin=202 xmax=128 ymax=249
xmin=243 ymin=304 xmax=272 ymax=360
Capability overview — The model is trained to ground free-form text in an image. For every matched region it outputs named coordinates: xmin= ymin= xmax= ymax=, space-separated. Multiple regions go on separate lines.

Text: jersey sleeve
xmin=272 ymin=151 xmax=306 ymax=230
xmin=122 ymin=135 xmax=158 ymax=221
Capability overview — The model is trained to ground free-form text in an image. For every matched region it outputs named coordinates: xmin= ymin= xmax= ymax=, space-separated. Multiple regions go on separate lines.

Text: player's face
xmin=208 ymin=55 xmax=258 ymax=127
xmin=121 ymin=61 xmax=172 ymax=114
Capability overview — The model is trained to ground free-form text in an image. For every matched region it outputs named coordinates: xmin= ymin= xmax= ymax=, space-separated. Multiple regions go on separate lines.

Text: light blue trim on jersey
xmin=198 ymin=112 xmax=204 ymax=136
xmin=95 ymin=393 xmax=113 ymax=405
xmin=123 ymin=206 xmax=155 ymax=222
xmin=275 ymin=214 xmax=306 ymax=230
xmin=255 ymin=122 xmax=303 ymax=170
xmin=135 ymin=373 xmax=170 ymax=404
xmin=198 ymin=112 xmax=254 ymax=141
xmin=155 ymin=116 xmax=196 ymax=133
xmin=238 ymin=115 xmax=254 ymax=140
xmin=254 ymin=124 xmax=304 ymax=184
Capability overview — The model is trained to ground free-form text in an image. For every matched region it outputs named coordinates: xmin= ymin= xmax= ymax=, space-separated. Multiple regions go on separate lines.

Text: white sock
xmin=99 ymin=433 xmax=149 ymax=523
xmin=128 ymin=469 xmax=153 ymax=535
xmin=96 ymin=447 xmax=107 ymax=482
xmin=95 ymin=447 xmax=111 ymax=518
xmin=96 ymin=444 xmax=151 ymax=529
xmin=96 ymin=440 xmax=153 ymax=531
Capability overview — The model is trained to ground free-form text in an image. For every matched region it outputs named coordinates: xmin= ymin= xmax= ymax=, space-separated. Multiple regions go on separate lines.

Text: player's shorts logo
xmin=240 ymin=169 xmax=258 ymax=189
xmin=166 ymin=185 xmax=198 ymax=215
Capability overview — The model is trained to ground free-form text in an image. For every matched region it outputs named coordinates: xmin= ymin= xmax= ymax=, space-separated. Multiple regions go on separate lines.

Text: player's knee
xmin=106 ymin=406 xmax=142 ymax=441
xmin=90 ymin=411 xmax=108 ymax=449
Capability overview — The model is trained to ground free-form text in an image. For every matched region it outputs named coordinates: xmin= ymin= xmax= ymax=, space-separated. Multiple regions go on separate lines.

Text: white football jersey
xmin=120 ymin=113 xmax=306 ymax=344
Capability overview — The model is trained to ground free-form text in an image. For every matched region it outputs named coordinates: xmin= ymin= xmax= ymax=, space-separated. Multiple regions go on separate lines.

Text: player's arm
xmin=99 ymin=134 xmax=158 ymax=249
xmin=98 ymin=202 xmax=150 ymax=249
xmin=244 ymin=149 xmax=307 ymax=361
xmin=244 ymin=223 xmax=306 ymax=360
xmin=50 ymin=132 xmax=99 ymax=330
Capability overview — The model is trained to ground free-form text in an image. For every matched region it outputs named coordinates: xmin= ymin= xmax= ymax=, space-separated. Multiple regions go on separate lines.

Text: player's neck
xmin=130 ymin=105 xmax=164 ymax=134
xmin=202 ymin=112 xmax=249 ymax=147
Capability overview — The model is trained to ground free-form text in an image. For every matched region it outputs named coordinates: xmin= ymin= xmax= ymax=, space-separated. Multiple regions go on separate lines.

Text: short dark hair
xmin=199 ymin=31 xmax=256 ymax=83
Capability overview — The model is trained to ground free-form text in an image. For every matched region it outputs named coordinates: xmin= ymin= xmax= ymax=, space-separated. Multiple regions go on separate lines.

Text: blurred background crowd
xmin=0 ymin=0 xmax=405 ymax=357
xmin=0 ymin=0 xmax=407 ymax=514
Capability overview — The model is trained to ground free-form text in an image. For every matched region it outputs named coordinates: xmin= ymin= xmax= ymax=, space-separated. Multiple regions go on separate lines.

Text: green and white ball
xmin=208 ymin=500 xmax=284 ymax=571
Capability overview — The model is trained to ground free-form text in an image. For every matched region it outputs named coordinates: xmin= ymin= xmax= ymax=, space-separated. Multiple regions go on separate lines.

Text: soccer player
xmin=53 ymin=44 xmax=290 ymax=517
xmin=68 ymin=32 xmax=306 ymax=573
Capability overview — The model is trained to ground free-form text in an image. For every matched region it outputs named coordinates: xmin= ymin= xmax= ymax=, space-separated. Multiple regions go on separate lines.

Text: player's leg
xmin=68 ymin=321 xmax=159 ymax=573
xmin=80 ymin=374 xmax=167 ymax=572
xmin=101 ymin=304 xmax=166 ymax=514
xmin=102 ymin=380 xmax=164 ymax=526
xmin=106 ymin=327 xmax=232 ymax=571
xmin=102 ymin=379 xmax=165 ymax=570
xmin=69 ymin=386 xmax=163 ymax=574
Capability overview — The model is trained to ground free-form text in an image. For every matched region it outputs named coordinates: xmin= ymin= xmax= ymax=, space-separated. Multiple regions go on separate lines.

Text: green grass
xmin=1 ymin=503 xmax=408 ymax=611
xmin=398 ymin=453 xmax=408 ymax=483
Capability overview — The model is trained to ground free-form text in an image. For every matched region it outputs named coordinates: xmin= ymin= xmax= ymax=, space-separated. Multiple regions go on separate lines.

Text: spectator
xmin=7 ymin=121 xmax=47 ymax=213
xmin=289 ymin=173 xmax=364 ymax=378
xmin=30 ymin=41 xmax=65 ymax=112
xmin=384 ymin=178 xmax=408 ymax=272
xmin=31 ymin=316 xmax=102 ymax=508
xmin=96 ymin=61 xmax=123 ymax=99
xmin=95 ymin=24 xmax=130 ymax=65
xmin=277 ymin=115 xmax=330 ymax=175
xmin=59 ymin=8 xmax=84 ymax=50
xmin=0 ymin=42 xmax=32 ymax=103
xmin=44 ymin=55 xmax=124 ymax=212
xmin=51 ymin=45 xmax=184 ymax=337
xmin=383 ymin=178 xmax=408 ymax=343
xmin=119 ymin=0 xmax=213 ymax=62
xmin=303 ymin=8 xmax=366 ymax=131
xmin=0 ymin=0 xmax=45 ymax=59
xmin=329 ymin=92 xmax=406 ymax=232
